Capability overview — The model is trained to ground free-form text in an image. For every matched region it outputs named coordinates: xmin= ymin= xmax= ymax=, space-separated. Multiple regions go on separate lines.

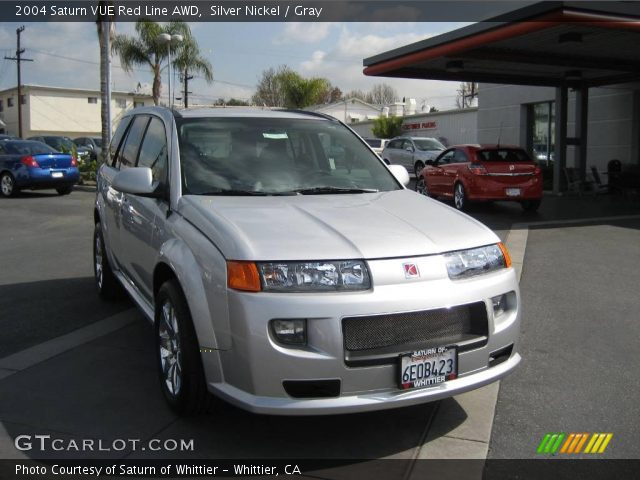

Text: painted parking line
xmin=0 ymin=309 xmax=138 ymax=378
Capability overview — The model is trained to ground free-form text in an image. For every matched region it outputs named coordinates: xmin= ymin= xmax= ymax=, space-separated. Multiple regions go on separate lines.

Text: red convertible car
xmin=416 ymin=145 xmax=543 ymax=212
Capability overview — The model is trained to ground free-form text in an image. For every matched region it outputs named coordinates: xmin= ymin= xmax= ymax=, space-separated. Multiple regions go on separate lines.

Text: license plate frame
xmin=51 ymin=171 xmax=64 ymax=178
xmin=399 ymin=346 xmax=458 ymax=390
xmin=505 ymin=187 xmax=521 ymax=197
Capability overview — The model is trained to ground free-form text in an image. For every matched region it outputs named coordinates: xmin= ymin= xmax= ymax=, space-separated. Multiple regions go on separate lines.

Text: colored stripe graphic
xmin=539 ymin=433 xmax=613 ymax=455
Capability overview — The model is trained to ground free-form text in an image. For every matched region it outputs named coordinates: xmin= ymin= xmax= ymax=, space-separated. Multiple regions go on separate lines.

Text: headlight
xmin=444 ymin=243 xmax=511 ymax=280
xmin=258 ymin=260 xmax=370 ymax=292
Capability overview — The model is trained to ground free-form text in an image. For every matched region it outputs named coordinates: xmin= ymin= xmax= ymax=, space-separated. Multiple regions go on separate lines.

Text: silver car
xmin=94 ymin=107 xmax=520 ymax=415
xmin=382 ymin=136 xmax=445 ymax=177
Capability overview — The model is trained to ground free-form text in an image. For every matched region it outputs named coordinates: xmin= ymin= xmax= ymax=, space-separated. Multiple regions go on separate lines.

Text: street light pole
xmin=157 ymin=33 xmax=183 ymax=109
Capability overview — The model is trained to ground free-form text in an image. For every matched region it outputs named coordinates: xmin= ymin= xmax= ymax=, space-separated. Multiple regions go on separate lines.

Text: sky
xmin=0 ymin=21 xmax=469 ymax=110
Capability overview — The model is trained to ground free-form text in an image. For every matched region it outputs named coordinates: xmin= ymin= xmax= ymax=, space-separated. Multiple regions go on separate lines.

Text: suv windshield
xmin=413 ymin=138 xmax=445 ymax=151
xmin=176 ymin=117 xmax=401 ymax=195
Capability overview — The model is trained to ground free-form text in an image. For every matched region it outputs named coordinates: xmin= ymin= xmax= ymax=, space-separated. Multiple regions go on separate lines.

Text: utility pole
xmin=4 ymin=26 xmax=33 ymax=138
xmin=183 ymin=69 xmax=193 ymax=108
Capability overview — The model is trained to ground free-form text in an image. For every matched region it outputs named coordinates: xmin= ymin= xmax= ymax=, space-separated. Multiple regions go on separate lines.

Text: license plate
xmin=51 ymin=172 xmax=63 ymax=178
xmin=400 ymin=346 xmax=457 ymax=390
xmin=505 ymin=188 xmax=521 ymax=197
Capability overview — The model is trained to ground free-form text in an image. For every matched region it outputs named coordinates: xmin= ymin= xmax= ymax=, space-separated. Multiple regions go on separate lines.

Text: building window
xmin=7 ymin=98 xmax=14 ymax=107
xmin=0 ymin=100 xmax=3 ymax=112
xmin=529 ymin=101 xmax=555 ymax=166
xmin=116 ymin=98 xmax=127 ymax=108
xmin=20 ymin=95 xmax=26 ymax=105
xmin=134 ymin=101 xmax=144 ymax=108
xmin=88 ymin=97 xmax=98 ymax=104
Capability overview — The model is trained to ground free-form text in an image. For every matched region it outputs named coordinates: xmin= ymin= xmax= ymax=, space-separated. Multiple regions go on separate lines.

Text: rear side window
xmin=117 ymin=116 xmax=149 ymax=169
xmin=388 ymin=139 xmax=402 ymax=149
xmin=109 ymin=117 xmax=132 ymax=167
xmin=453 ymin=149 xmax=470 ymax=163
xmin=137 ymin=117 xmax=168 ymax=185
xmin=437 ymin=150 xmax=455 ymax=165
xmin=477 ymin=149 xmax=531 ymax=162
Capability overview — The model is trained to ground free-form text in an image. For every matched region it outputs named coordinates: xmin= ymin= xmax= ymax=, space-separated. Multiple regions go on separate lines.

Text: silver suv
xmin=94 ymin=107 xmax=520 ymax=415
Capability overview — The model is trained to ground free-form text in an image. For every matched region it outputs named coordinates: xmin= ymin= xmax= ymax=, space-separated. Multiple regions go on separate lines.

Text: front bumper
xmin=205 ymin=258 xmax=521 ymax=415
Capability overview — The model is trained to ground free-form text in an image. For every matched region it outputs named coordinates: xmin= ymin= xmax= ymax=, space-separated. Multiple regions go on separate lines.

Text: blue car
xmin=0 ymin=140 xmax=80 ymax=197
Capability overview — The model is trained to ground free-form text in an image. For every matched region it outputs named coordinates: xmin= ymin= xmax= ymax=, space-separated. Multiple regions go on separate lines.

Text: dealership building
xmin=363 ymin=1 xmax=640 ymax=194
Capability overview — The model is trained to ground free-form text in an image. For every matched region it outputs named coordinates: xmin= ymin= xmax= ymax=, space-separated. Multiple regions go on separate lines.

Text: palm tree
xmin=172 ymin=37 xmax=213 ymax=108
xmin=96 ymin=1 xmax=115 ymax=163
xmin=111 ymin=20 xmax=191 ymax=106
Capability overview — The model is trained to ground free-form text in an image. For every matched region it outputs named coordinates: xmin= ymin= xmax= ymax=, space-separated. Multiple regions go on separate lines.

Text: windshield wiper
xmin=293 ymin=186 xmax=379 ymax=195
xmin=193 ymin=189 xmax=296 ymax=196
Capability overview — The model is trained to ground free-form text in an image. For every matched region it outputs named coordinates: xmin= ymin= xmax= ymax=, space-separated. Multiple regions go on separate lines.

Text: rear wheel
xmin=0 ymin=173 xmax=18 ymax=198
xmin=521 ymin=199 xmax=541 ymax=212
xmin=454 ymin=182 xmax=467 ymax=210
xmin=93 ymin=223 xmax=121 ymax=300
xmin=414 ymin=161 xmax=425 ymax=177
xmin=156 ymin=280 xmax=213 ymax=415
xmin=56 ymin=186 xmax=73 ymax=195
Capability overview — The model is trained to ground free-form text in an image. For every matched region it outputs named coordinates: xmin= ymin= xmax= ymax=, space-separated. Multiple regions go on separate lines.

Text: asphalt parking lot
xmin=1 ymin=188 xmax=639 ymax=475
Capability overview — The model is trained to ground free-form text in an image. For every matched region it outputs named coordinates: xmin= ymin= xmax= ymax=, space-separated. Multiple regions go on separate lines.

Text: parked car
xmin=416 ymin=144 xmax=543 ymax=212
xmin=74 ymin=136 xmax=102 ymax=160
xmin=95 ymin=106 xmax=520 ymax=415
xmin=28 ymin=135 xmax=92 ymax=164
xmin=363 ymin=138 xmax=389 ymax=157
xmin=0 ymin=140 xmax=79 ymax=197
xmin=381 ymin=136 xmax=445 ymax=176
xmin=0 ymin=134 xmax=18 ymax=141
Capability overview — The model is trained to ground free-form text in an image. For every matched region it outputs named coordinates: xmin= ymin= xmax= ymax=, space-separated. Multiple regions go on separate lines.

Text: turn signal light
xmin=71 ymin=156 xmax=78 ymax=167
xmin=498 ymin=242 xmax=512 ymax=268
xmin=227 ymin=261 xmax=261 ymax=292
xmin=21 ymin=155 xmax=40 ymax=168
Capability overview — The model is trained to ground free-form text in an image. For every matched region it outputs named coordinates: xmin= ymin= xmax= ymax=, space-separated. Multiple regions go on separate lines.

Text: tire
xmin=414 ymin=161 xmax=425 ymax=177
xmin=454 ymin=182 xmax=467 ymax=211
xmin=56 ymin=186 xmax=73 ymax=195
xmin=415 ymin=177 xmax=432 ymax=198
xmin=521 ymin=199 xmax=541 ymax=212
xmin=0 ymin=172 xmax=18 ymax=198
xmin=156 ymin=279 xmax=213 ymax=415
xmin=93 ymin=223 xmax=121 ymax=301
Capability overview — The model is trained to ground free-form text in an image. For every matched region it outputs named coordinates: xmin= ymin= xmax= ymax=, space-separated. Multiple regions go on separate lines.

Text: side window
xmin=402 ymin=139 xmax=414 ymax=151
xmin=137 ymin=117 xmax=168 ymax=186
xmin=109 ymin=117 xmax=132 ymax=167
xmin=0 ymin=144 xmax=6 ymax=154
xmin=438 ymin=150 xmax=455 ymax=165
xmin=453 ymin=149 xmax=470 ymax=163
xmin=389 ymin=139 xmax=402 ymax=149
xmin=117 ymin=116 xmax=149 ymax=169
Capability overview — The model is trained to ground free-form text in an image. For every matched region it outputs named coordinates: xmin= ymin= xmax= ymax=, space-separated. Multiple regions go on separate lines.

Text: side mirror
xmin=112 ymin=167 xmax=156 ymax=195
xmin=388 ymin=164 xmax=410 ymax=187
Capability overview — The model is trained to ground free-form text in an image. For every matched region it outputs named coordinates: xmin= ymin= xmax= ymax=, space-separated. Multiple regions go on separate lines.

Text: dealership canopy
xmin=363 ymin=2 xmax=640 ymax=88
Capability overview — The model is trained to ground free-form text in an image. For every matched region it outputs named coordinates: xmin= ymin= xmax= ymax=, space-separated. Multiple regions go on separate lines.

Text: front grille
xmin=342 ymin=302 xmax=488 ymax=353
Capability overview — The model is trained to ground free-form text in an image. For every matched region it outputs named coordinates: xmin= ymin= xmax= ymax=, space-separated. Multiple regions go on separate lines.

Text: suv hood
xmin=178 ymin=190 xmax=498 ymax=261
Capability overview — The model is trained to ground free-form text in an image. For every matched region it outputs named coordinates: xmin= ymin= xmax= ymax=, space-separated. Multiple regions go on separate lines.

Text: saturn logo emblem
xmin=403 ymin=263 xmax=420 ymax=278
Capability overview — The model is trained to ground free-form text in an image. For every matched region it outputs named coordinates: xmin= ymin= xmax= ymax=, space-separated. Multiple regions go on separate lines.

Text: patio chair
xmin=589 ymin=166 xmax=609 ymax=196
xmin=563 ymin=167 xmax=593 ymax=196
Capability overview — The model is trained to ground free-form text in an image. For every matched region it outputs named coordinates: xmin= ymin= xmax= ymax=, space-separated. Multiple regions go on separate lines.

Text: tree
xmin=96 ymin=1 xmax=115 ymax=163
xmin=112 ymin=19 xmax=191 ymax=106
xmin=252 ymin=65 xmax=293 ymax=107
xmin=456 ymin=82 xmax=478 ymax=109
xmin=172 ymin=35 xmax=213 ymax=108
xmin=372 ymin=116 xmax=404 ymax=139
xmin=366 ymin=83 xmax=399 ymax=105
xmin=252 ymin=66 xmax=333 ymax=108
xmin=345 ymin=89 xmax=367 ymax=102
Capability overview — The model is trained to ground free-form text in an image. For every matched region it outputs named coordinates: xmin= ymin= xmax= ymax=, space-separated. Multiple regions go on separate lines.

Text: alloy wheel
xmin=159 ymin=300 xmax=182 ymax=397
xmin=454 ymin=183 xmax=465 ymax=210
xmin=94 ymin=234 xmax=103 ymax=289
xmin=416 ymin=178 xmax=428 ymax=196
xmin=1 ymin=174 xmax=14 ymax=197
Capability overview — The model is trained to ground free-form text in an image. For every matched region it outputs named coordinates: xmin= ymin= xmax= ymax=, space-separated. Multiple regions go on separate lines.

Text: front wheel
xmin=454 ymin=183 xmax=467 ymax=211
xmin=156 ymin=280 xmax=214 ymax=415
xmin=415 ymin=177 xmax=432 ymax=197
xmin=0 ymin=172 xmax=18 ymax=198
xmin=414 ymin=161 xmax=425 ymax=177
xmin=93 ymin=223 xmax=121 ymax=300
